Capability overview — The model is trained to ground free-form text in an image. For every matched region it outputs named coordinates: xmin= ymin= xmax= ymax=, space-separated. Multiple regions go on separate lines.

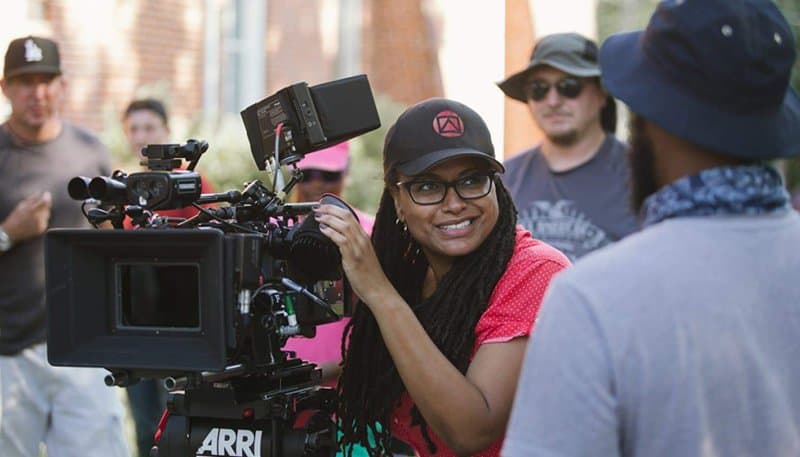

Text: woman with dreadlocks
xmin=314 ymin=98 xmax=570 ymax=456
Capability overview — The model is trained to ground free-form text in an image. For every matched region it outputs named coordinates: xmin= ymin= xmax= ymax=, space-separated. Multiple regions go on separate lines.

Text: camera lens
xmin=88 ymin=176 xmax=128 ymax=202
xmin=67 ymin=176 xmax=91 ymax=200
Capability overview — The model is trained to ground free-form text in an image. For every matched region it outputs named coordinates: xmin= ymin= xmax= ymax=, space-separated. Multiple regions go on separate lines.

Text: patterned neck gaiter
xmin=642 ymin=164 xmax=791 ymax=228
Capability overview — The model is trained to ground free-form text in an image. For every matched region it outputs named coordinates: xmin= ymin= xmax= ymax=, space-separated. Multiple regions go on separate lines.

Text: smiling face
xmin=391 ymin=156 xmax=500 ymax=274
xmin=525 ymin=66 xmax=607 ymax=146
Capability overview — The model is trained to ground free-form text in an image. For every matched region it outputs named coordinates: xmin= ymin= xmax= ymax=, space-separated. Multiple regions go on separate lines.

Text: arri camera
xmin=45 ymin=75 xmax=380 ymax=457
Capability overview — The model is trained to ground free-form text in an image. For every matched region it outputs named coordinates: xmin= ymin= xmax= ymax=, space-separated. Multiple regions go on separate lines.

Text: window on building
xmin=202 ymin=0 xmax=266 ymax=119
xmin=221 ymin=0 xmax=266 ymax=114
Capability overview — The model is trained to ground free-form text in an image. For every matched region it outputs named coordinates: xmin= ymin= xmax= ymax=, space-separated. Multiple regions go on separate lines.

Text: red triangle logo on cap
xmin=433 ymin=110 xmax=464 ymax=138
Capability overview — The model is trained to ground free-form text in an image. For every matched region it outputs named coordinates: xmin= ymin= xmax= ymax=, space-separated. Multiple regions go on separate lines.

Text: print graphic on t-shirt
xmin=518 ymin=200 xmax=611 ymax=261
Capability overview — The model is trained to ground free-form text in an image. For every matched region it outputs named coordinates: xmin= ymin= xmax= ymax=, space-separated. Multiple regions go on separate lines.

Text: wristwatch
xmin=0 ymin=226 xmax=12 ymax=252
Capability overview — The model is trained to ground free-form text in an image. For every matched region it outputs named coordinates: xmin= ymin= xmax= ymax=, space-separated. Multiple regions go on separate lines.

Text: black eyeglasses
xmin=300 ymin=169 xmax=343 ymax=183
xmin=525 ymin=77 xmax=584 ymax=101
xmin=396 ymin=172 xmax=496 ymax=205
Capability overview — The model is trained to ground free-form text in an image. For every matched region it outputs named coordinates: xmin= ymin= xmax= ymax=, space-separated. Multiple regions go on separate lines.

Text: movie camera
xmin=45 ymin=75 xmax=381 ymax=457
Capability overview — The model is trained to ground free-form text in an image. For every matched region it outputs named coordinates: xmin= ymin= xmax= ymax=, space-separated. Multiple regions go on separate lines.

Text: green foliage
xmin=100 ymin=107 xmax=261 ymax=193
xmin=597 ymin=0 xmax=660 ymax=43
xmin=100 ymin=81 xmax=263 ymax=193
xmin=100 ymin=103 xmax=136 ymax=172
xmin=183 ymin=115 xmax=264 ymax=192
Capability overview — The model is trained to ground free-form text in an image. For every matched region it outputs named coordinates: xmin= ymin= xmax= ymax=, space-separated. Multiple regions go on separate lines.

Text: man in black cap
xmin=497 ymin=32 xmax=637 ymax=261
xmin=503 ymin=1 xmax=800 ymax=456
xmin=0 ymin=36 xmax=128 ymax=456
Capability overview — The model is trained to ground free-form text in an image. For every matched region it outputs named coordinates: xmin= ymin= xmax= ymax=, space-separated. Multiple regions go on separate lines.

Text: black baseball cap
xmin=497 ymin=33 xmax=600 ymax=103
xmin=3 ymin=36 xmax=62 ymax=80
xmin=383 ymin=98 xmax=504 ymax=176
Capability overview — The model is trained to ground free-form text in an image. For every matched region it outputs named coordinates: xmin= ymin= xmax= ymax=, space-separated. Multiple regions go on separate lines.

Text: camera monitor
xmin=46 ymin=229 xmax=227 ymax=373
xmin=241 ymin=74 xmax=381 ymax=169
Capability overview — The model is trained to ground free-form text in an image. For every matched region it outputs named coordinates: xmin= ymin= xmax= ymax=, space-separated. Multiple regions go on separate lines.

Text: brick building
xmin=0 ymin=0 xmax=597 ymax=158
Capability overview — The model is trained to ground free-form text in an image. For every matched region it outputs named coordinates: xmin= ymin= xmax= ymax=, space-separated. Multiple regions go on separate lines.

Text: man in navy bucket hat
xmin=504 ymin=1 xmax=800 ymax=456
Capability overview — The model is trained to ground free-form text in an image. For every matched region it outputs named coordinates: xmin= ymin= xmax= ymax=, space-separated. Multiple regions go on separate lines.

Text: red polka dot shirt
xmin=390 ymin=226 xmax=571 ymax=456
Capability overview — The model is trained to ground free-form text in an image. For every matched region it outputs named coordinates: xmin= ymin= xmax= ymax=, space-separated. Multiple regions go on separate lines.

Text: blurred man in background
xmin=122 ymin=98 xmax=215 ymax=230
xmin=498 ymin=33 xmax=637 ymax=261
xmin=123 ymin=98 xmax=171 ymax=161
xmin=292 ymin=141 xmax=374 ymax=233
xmin=0 ymin=35 xmax=128 ymax=457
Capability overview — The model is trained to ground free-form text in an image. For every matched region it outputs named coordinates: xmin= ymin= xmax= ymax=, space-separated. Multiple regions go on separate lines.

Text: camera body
xmin=46 ymin=75 xmax=381 ymax=457
xmin=46 ymin=228 xmax=339 ymax=378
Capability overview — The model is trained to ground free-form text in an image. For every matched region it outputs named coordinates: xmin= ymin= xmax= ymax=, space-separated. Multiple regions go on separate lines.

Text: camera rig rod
xmin=195 ymin=190 xmax=243 ymax=205
xmin=164 ymin=363 xmax=248 ymax=392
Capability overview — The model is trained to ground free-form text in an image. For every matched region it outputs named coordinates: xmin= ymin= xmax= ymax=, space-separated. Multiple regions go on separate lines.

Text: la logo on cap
xmin=433 ymin=110 xmax=464 ymax=138
xmin=24 ymin=39 xmax=43 ymax=62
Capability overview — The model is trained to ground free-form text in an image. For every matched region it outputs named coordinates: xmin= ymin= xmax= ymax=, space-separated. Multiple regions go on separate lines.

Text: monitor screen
xmin=117 ymin=263 xmax=200 ymax=329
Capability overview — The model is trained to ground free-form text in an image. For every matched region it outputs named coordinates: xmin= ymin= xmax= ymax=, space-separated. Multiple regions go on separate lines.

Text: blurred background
xmin=0 ymin=0 xmax=797 ymax=214
xmin=0 ymin=2 xmax=797 ymax=455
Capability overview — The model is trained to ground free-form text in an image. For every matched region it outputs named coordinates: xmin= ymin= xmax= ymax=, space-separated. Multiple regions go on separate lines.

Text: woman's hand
xmin=313 ymin=203 xmax=394 ymax=306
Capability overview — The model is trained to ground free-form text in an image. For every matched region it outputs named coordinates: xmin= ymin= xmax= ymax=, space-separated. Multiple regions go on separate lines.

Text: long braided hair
xmin=337 ymin=169 xmax=518 ymax=456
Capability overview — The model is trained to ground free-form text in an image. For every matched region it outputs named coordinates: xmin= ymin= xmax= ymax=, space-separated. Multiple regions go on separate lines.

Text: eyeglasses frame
xmin=395 ymin=171 xmax=497 ymax=206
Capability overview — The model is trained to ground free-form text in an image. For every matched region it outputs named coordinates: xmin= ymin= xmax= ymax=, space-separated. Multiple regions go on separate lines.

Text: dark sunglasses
xmin=300 ymin=169 xmax=343 ymax=183
xmin=525 ymin=77 xmax=584 ymax=101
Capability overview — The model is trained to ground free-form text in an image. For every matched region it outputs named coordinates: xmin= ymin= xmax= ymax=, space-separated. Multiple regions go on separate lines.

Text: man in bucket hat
xmin=504 ymin=1 xmax=800 ymax=456
xmin=497 ymin=32 xmax=637 ymax=261
xmin=0 ymin=36 xmax=128 ymax=456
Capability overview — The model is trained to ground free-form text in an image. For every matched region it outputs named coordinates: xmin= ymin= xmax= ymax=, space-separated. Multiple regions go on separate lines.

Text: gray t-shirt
xmin=502 ymin=135 xmax=638 ymax=261
xmin=503 ymin=212 xmax=800 ymax=457
xmin=0 ymin=122 xmax=111 ymax=355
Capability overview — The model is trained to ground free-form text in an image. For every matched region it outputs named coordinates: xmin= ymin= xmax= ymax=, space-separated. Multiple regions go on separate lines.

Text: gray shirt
xmin=0 ymin=123 xmax=111 ymax=355
xmin=502 ymin=135 xmax=638 ymax=261
xmin=503 ymin=212 xmax=800 ymax=457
